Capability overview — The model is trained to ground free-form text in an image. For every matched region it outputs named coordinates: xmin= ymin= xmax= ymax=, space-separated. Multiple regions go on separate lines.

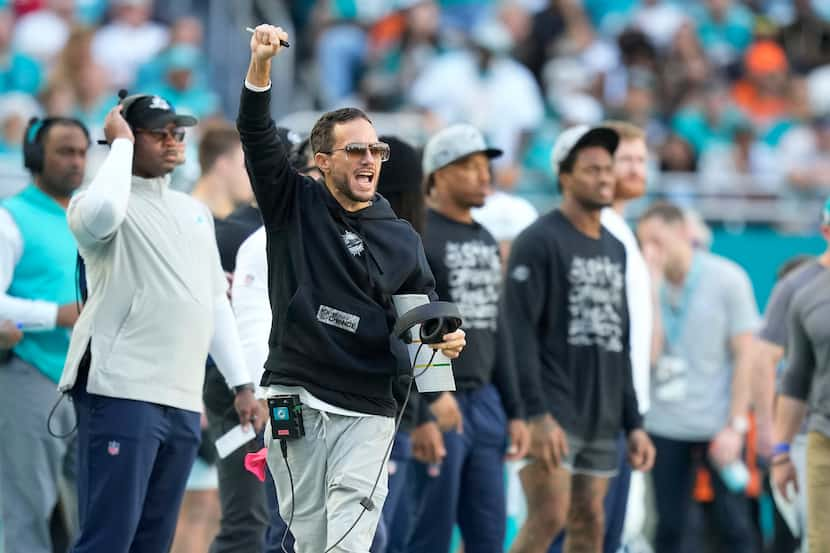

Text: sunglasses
xmin=136 ymin=127 xmax=186 ymax=143
xmin=322 ymin=142 xmax=390 ymax=162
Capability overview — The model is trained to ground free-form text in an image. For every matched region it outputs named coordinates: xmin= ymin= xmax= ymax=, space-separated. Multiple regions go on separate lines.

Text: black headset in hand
xmin=392 ymin=301 xmax=462 ymax=345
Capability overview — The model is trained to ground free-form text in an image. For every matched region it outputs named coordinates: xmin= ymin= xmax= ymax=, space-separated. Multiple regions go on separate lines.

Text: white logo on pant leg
xmin=342 ymin=231 xmax=364 ymax=256
xmin=107 ymin=441 xmax=120 ymax=456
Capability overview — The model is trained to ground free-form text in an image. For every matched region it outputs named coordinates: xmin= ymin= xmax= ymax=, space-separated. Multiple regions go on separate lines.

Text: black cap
xmin=124 ymin=94 xmax=198 ymax=130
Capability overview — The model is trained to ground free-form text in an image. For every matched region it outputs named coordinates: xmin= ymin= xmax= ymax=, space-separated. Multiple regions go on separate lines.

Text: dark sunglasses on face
xmin=323 ymin=142 xmax=390 ymax=162
xmin=136 ymin=127 xmax=186 ymax=143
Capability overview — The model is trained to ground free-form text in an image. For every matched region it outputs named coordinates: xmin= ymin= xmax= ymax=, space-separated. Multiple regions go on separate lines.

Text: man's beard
xmin=332 ymin=172 xmax=372 ymax=203
xmin=576 ymin=195 xmax=610 ymax=212
xmin=41 ymin=174 xmax=81 ymax=199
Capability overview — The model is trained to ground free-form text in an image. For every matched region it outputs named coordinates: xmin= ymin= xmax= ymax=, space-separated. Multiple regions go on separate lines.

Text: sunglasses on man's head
xmin=136 ymin=127 xmax=186 ymax=143
xmin=322 ymin=142 xmax=390 ymax=162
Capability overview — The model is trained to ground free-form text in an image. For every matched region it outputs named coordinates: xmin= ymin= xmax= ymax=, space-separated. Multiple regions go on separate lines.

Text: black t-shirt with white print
xmin=421 ymin=209 xmax=523 ymax=419
xmin=503 ymin=209 xmax=641 ymax=440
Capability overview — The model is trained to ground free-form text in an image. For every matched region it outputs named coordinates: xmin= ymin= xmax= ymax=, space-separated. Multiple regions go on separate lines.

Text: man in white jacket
xmin=60 ymin=97 xmax=263 ymax=553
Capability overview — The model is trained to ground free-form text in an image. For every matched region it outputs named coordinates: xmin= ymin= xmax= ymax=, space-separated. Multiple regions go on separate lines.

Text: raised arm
xmin=237 ymin=24 xmax=303 ymax=226
xmin=67 ymin=105 xmax=134 ymax=249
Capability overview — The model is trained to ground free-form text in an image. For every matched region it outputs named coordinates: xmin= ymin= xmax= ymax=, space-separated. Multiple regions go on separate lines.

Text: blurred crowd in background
xmin=0 ymin=0 xmax=829 ymax=213
xmin=2 ymin=1 xmax=830 ymax=553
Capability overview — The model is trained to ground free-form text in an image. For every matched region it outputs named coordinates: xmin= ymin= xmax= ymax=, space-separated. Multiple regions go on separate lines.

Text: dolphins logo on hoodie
xmin=342 ymin=230 xmax=364 ymax=256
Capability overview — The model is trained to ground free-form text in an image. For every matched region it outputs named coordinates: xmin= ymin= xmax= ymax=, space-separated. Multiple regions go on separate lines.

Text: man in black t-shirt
xmin=403 ymin=124 xmax=529 ymax=553
xmin=504 ymin=125 xmax=655 ymax=553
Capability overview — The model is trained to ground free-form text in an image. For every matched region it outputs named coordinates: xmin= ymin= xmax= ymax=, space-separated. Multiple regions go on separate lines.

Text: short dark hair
xmin=310 ymin=108 xmax=372 ymax=154
xmin=198 ymin=124 xmax=240 ymax=173
xmin=36 ymin=117 xmax=90 ymax=147
xmin=776 ymin=254 xmax=814 ymax=281
xmin=638 ymin=201 xmax=685 ymax=225
xmin=377 ymin=135 xmax=425 ymax=233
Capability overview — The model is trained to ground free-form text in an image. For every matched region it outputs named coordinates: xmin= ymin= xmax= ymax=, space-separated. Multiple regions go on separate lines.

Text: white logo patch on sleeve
xmin=317 ymin=305 xmax=360 ymax=333
xmin=511 ymin=264 xmax=530 ymax=282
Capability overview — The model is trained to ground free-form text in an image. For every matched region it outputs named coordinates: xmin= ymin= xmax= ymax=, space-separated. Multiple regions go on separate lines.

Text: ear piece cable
xmin=324 ymin=345 xmax=435 ymax=552
xmin=277 ymin=344 xmax=438 ymax=552
xmin=46 ymin=254 xmax=86 ymax=440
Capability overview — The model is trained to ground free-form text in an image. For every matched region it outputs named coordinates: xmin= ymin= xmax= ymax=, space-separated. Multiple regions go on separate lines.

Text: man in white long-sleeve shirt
xmin=60 ymin=97 xmax=263 ymax=553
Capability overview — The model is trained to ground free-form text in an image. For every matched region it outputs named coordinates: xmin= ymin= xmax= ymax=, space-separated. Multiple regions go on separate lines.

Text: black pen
xmin=246 ymin=27 xmax=290 ymax=48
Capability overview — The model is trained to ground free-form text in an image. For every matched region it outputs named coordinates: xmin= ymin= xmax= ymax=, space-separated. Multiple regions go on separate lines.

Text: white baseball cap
xmin=550 ymin=124 xmax=619 ymax=176
xmin=422 ymin=124 xmax=502 ymax=177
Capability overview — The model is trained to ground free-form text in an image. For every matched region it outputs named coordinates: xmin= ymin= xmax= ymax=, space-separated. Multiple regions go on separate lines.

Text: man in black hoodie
xmin=238 ymin=25 xmax=466 ymax=553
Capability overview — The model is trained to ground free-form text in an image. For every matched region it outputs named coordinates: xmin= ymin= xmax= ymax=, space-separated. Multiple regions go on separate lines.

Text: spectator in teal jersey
xmin=145 ymin=44 xmax=220 ymax=120
xmin=361 ymin=0 xmax=446 ymax=111
xmin=671 ymin=80 xmax=747 ymax=158
xmin=692 ymin=0 xmax=754 ymax=69
xmin=135 ymin=16 xmax=208 ymax=91
xmin=581 ymin=0 xmax=638 ymax=36
xmin=436 ymin=0 xmax=494 ymax=32
xmin=0 ymin=4 xmax=42 ymax=95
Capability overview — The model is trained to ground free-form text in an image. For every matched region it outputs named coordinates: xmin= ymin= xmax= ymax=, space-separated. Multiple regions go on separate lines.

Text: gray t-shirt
xmin=781 ymin=270 xmax=830 ymax=438
xmin=759 ymin=260 xmax=825 ymax=348
xmin=646 ymin=251 xmax=760 ymax=441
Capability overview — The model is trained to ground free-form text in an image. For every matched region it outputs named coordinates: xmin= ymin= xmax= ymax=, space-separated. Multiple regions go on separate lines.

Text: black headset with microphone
xmin=95 ymin=89 xmax=145 ymax=145
xmin=23 ymin=116 xmax=90 ymax=174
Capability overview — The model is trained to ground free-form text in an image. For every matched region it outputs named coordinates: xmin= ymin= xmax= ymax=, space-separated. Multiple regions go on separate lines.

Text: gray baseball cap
xmin=550 ymin=124 xmax=619 ymax=175
xmin=422 ymin=124 xmax=502 ymax=177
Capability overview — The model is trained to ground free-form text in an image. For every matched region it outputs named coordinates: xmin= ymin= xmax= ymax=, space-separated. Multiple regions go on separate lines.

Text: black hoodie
xmin=237 ymin=86 xmax=436 ymax=417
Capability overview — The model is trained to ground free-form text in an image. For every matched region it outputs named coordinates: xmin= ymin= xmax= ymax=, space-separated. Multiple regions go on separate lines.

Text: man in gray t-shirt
xmin=756 ymin=256 xmax=823 ymax=551
xmin=637 ymin=202 xmax=760 ymax=553
xmin=757 ymin=259 xmax=825 ymax=443
xmin=774 ymin=268 xmax=830 ymax=552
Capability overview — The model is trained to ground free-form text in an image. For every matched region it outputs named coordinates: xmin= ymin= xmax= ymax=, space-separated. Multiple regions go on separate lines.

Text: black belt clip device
xmin=268 ymin=395 xmax=305 ymax=440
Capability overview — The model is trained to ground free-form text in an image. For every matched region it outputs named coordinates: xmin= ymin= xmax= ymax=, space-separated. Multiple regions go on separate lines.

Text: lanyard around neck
xmin=660 ymin=253 xmax=702 ymax=349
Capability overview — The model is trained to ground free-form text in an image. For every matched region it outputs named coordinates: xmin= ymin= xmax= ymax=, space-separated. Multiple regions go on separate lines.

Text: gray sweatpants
xmin=265 ymin=406 xmax=394 ymax=553
xmin=0 ymin=355 xmax=77 ymax=553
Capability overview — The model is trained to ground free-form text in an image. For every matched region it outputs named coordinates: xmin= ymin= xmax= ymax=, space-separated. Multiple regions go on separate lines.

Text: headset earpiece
xmin=23 ymin=116 xmax=91 ymax=173
xmin=392 ymin=301 xmax=463 ymax=345
xmin=117 ymin=90 xmax=145 ymax=131
xmin=23 ymin=117 xmax=44 ymax=173
xmin=419 ymin=315 xmax=462 ymax=344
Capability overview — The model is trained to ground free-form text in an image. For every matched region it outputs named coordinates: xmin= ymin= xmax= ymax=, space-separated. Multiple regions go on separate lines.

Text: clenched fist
xmin=250 ymin=24 xmax=289 ymax=62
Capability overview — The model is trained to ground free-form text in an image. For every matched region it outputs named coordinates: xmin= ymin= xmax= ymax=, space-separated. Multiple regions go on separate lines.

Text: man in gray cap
xmin=404 ymin=123 xmax=529 ymax=553
xmin=503 ymin=125 xmax=655 ymax=553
